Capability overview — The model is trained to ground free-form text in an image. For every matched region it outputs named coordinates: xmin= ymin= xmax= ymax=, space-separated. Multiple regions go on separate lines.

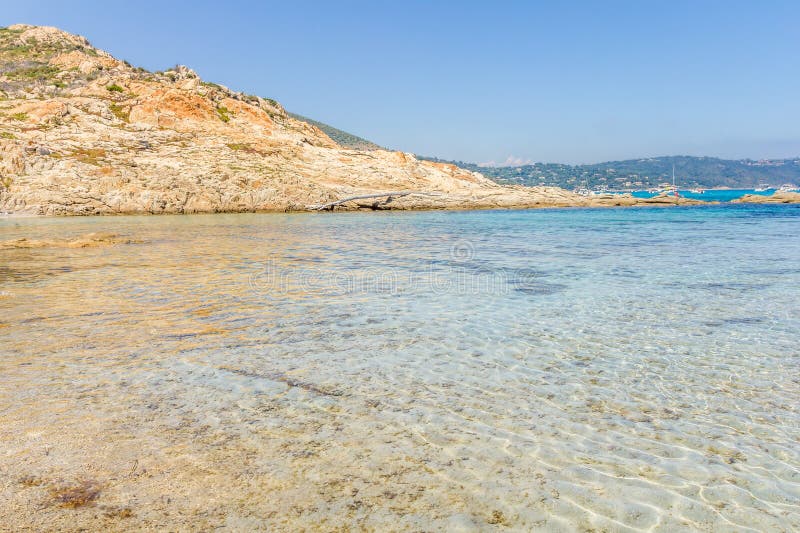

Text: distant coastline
xmin=419 ymin=155 xmax=800 ymax=191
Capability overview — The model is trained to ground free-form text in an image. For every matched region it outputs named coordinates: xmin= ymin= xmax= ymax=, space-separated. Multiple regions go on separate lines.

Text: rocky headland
xmin=0 ymin=25 xmax=719 ymax=215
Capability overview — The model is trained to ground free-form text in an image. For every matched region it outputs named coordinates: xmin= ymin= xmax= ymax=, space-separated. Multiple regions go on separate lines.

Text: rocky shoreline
xmin=733 ymin=192 xmax=800 ymax=205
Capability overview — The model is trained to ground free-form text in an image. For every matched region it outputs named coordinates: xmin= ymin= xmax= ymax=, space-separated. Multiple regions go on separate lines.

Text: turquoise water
xmin=1 ymin=205 xmax=799 ymax=530
xmin=631 ymin=189 xmax=777 ymax=201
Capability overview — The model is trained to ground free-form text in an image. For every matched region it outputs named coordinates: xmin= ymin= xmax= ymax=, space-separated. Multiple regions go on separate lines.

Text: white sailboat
xmin=670 ymin=165 xmax=679 ymax=197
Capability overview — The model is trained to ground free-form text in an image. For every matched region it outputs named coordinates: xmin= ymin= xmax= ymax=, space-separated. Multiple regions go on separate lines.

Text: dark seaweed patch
xmin=513 ymin=281 xmax=568 ymax=295
xmin=683 ymin=282 xmax=772 ymax=292
xmin=48 ymin=479 xmax=101 ymax=508
xmin=223 ymin=366 xmax=344 ymax=397
xmin=722 ymin=317 xmax=766 ymax=325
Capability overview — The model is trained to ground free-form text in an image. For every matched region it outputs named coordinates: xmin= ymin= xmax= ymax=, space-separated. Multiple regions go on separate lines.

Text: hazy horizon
xmin=446 ymin=153 xmax=800 ymax=168
xmin=3 ymin=0 xmax=798 ymax=164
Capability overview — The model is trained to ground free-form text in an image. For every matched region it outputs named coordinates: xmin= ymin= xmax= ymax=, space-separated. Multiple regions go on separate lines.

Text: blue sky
xmin=2 ymin=1 xmax=798 ymax=164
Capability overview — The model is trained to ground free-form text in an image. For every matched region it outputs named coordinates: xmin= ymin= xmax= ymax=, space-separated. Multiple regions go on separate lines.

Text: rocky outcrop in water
xmin=733 ymin=192 xmax=800 ymax=204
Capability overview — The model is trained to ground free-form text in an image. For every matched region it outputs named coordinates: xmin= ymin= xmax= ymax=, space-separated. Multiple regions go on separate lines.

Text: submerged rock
xmin=0 ymin=232 xmax=140 ymax=250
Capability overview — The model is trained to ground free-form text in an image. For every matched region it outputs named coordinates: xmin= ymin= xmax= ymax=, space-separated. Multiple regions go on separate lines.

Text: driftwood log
xmin=308 ymin=191 xmax=439 ymax=211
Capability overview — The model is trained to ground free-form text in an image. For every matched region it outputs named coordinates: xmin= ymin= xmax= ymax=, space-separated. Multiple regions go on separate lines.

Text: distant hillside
xmin=419 ymin=155 xmax=800 ymax=190
xmin=287 ymin=112 xmax=382 ymax=151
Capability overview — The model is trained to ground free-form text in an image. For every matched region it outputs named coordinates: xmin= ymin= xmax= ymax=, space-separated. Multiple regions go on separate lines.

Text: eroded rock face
xmin=0 ymin=24 xmax=705 ymax=216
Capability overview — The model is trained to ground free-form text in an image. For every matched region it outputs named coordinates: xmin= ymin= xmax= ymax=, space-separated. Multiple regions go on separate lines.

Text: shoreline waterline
xmin=3 ymin=190 xmax=798 ymax=218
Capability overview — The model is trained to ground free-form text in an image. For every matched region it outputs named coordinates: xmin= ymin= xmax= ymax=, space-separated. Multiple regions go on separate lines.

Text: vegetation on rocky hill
xmin=287 ymin=112 xmax=383 ymax=151
xmin=419 ymin=155 xmax=800 ymax=190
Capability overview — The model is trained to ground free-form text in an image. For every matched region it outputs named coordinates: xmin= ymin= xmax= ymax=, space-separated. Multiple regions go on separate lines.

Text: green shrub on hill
xmin=287 ymin=112 xmax=382 ymax=151
xmin=5 ymin=64 xmax=60 ymax=81
xmin=216 ymin=105 xmax=232 ymax=123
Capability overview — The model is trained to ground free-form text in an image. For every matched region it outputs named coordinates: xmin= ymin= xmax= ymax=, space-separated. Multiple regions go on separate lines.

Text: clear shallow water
xmin=1 ymin=205 xmax=799 ymax=531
